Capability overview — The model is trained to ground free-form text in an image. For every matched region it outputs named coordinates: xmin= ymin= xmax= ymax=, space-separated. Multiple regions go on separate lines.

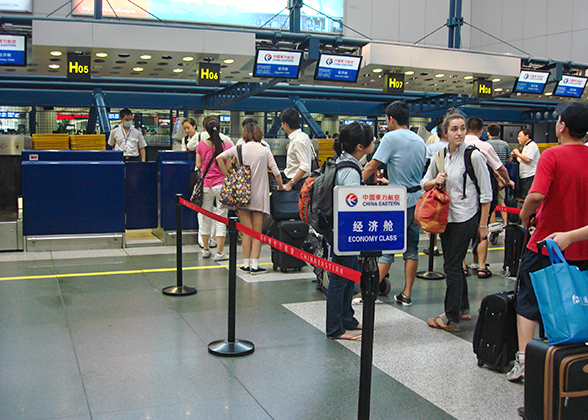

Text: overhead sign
xmin=253 ymin=49 xmax=303 ymax=79
xmin=0 ymin=112 xmax=20 ymax=118
xmin=553 ymin=75 xmax=587 ymax=98
xmin=514 ymin=70 xmax=549 ymax=94
xmin=383 ymin=73 xmax=405 ymax=93
xmin=197 ymin=62 xmax=221 ymax=86
xmin=0 ymin=34 xmax=26 ymax=66
xmin=473 ymin=79 xmax=493 ymax=98
xmin=334 ymin=185 xmax=407 ymax=256
xmin=344 ymin=120 xmax=374 ymax=126
xmin=67 ymin=54 xmax=91 ymax=81
xmin=0 ymin=0 xmax=31 ymax=12
xmin=314 ymin=53 xmax=362 ymax=83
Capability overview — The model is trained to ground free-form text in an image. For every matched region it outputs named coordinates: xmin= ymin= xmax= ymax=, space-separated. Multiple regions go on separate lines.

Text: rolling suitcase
xmin=271 ymin=220 xmax=308 ymax=272
xmin=270 ymin=190 xmax=301 ymax=221
xmin=472 ymin=290 xmax=518 ymax=372
xmin=524 ymin=339 xmax=588 ymax=420
xmin=303 ymin=232 xmax=329 ymax=293
xmin=503 ymin=224 xmax=526 ymax=277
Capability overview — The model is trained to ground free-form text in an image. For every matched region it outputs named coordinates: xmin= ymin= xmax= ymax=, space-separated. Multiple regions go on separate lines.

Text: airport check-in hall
xmin=1 ymin=0 xmax=588 ymax=419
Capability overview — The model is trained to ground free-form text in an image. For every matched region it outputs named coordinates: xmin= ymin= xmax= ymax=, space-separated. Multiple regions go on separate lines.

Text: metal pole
xmin=162 ymin=194 xmax=197 ymax=296
xmin=94 ymin=0 xmax=103 ymax=20
xmin=447 ymin=0 xmax=455 ymax=48
xmin=455 ymin=0 xmax=462 ymax=49
xmin=416 ymin=234 xmax=445 ymax=280
xmin=357 ymin=251 xmax=381 ymax=420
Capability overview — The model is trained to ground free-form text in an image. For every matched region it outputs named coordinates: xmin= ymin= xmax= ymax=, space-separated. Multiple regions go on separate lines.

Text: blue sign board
xmin=334 ymin=186 xmax=407 ymax=256
xmin=0 ymin=112 xmax=20 ymax=118
xmin=514 ymin=70 xmax=549 ymax=94
xmin=314 ymin=53 xmax=362 ymax=83
xmin=219 ymin=115 xmax=231 ymax=122
xmin=108 ymin=113 xmax=120 ymax=120
xmin=253 ymin=49 xmax=303 ymax=79
xmin=553 ymin=75 xmax=587 ymax=98
xmin=0 ymin=34 xmax=26 ymax=66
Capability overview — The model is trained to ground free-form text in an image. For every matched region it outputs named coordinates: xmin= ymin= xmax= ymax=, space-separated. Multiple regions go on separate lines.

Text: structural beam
xmin=202 ymin=79 xmax=285 ymax=109
xmin=291 ymin=96 xmax=325 ymax=138
xmin=93 ymin=88 xmax=111 ymax=139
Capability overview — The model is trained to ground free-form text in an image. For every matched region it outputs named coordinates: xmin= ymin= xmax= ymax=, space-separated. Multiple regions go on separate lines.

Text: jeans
xmin=325 ymin=233 xmax=360 ymax=338
xmin=439 ymin=214 xmax=479 ymax=326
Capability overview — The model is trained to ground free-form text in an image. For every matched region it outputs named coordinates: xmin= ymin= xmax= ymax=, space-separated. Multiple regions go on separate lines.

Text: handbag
xmin=219 ymin=145 xmax=251 ymax=208
xmin=414 ymin=149 xmax=450 ymax=234
xmin=190 ymin=151 xmax=216 ymax=206
xmin=530 ymin=238 xmax=588 ymax=345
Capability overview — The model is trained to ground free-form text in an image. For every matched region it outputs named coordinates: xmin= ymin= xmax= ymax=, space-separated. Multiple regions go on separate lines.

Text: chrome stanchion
xmin=416 ymin=233 xmax=445 ymax=280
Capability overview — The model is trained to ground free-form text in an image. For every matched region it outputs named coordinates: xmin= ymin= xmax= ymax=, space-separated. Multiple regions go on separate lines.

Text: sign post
xmin=334 ymin=185 xmax=407 ymax=420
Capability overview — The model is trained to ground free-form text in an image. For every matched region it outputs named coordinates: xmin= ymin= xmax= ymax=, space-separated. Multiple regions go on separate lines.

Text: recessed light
xmin=494 ymin=88 xmax=503 ymax=92
xmin=435 ymin=73 xmax=444 ymax=78
xmin=48 ymin=64 xmax=60 ymax=69
xmin=173 ymin=68 xmax=184 ymax=73
xmin=405 ymin=71 xmax=414 ymax=75
xmin=183 ymin=56 xmax=194 ymax=62
xmin=223 ymin=58 xmax=235 ymax=64
xmin=96 ymin=52 xmax=108 ymax=58
xmin=372 ymin=68 xmax=383 ymax=73
xmin=118 ymin=53 xmax=130 ymax=58
xmin=492 ymin=78 xmax=501 ymax=82
xmin=133 ymin=67 xmax=144 ymax=72
xmin=50 ymin=51 xmax=62 ymax=57
xmin=464 ymin=76 xmax=474 ymax=80
xmin=248 ymin=72 xmax=253 ymax=76
xmin=140 ymin=54 xmax=152 ymax=60
xmin=544 ymin=92 xmax=553 ymax=96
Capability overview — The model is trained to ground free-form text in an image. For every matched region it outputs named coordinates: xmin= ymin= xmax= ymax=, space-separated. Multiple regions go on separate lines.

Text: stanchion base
xmin=416 ymin=271 xmax=445 ymax=280
xmin=162 ymin=285 xmax=198 ymax=296
xmin=208 ymin=339 xmax=255 ymax=357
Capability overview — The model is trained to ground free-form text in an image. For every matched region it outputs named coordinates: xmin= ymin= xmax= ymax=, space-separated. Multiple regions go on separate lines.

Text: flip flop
xmin=438 ymin=313 xmax=472 ymax=321
xmin=331 ymin=332 xmax=362 ymax=341
xmin=427 ymin=317 xmax=460 ymax=332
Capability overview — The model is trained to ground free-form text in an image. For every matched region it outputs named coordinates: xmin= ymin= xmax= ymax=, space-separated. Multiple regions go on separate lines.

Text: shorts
xmin=379 ymin=205 xmax=419 ymax=264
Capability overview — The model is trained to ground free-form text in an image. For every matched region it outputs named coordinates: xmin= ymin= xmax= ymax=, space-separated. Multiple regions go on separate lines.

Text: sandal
xmin=427 ymin=317 xmax=460 ymax=332
xmin=463 ymin=267 xmax=470 ymax=277
xmin=477 ymin=266 xmax=492 ymax=279
xmin=438 ymin=313 xmax=472 ymax=321
xmin=330 ymin=331 xmax=362 ymax=341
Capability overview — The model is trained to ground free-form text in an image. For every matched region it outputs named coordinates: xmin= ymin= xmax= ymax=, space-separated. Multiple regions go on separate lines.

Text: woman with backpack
xmin=196 ymin=119 xmax=233 ymax=260
xmin=326 ymin=122 xmax=375 ymax=341
xmin=421 ymin=114 xmax=492 ymax=333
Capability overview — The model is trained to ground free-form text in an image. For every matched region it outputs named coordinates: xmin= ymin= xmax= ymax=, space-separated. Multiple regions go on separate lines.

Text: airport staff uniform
xmin=108 ymin=124 xmax=147 ymax=161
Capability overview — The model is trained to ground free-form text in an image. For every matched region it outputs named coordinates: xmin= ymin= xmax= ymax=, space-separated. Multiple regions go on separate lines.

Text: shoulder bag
xmin=219 ymin=145 xmax=251 ymax=208
xmin=190 ymin=150 xmax=216 ymax=206
xmin=414 ymin=148 xmax=450 ymax=234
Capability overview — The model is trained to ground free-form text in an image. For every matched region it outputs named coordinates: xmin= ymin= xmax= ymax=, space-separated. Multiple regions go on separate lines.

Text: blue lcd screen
xmin=314 ymin=54 xmax=362 ymax=83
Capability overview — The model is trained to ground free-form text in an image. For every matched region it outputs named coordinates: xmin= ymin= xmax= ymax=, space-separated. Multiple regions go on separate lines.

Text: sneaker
xmin=394 ymin=292 xmax=412 ymax=307
xmin=517 ymin=407 xmax=525 ymax=418
xmin=250 ymin=267 xmax=268 ymax=275
xmin=379 ymin=274 xmax=391 ymax=296
xmin=507 ymin=352 xmax=525 ymax=382
xmin=214 ymin=252 xmax=229 ymax=261
xmin=238 ymin=265 xmax=250 ymax=273
xmin=209 ymin=238 xmax=217 ymax=248
xmin=202 ymin=249 xmax=211 ymax=258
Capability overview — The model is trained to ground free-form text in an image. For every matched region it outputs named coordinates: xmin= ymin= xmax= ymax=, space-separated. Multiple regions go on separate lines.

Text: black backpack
xmin=463 ymin=145 xmax=499 ymax=215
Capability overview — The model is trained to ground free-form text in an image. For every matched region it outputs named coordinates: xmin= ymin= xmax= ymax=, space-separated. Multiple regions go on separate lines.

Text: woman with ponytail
xmin=326 ymin=122 xmax=375 ymax=341
xmin=196 ymin=119 xmax=233 ymax=260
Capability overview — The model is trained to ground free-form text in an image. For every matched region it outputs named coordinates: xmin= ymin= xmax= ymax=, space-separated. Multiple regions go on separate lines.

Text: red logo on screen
xmin=326 ymin=57 xmax=334 ymax=65
xmin=345 ymin=194 xmax=358 ymax=207
xmin=264 ymin=53 xmax=272 ymax=61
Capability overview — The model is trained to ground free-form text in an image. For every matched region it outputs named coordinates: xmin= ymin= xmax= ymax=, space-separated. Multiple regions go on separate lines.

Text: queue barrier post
xmin=208 ymin=216 xmax=255 ymax=357
xmin=416 ymin=233 xmax=445 ymax=281
xmin=357 ymin=251 xmax=381 ymax=420
xmin=162 ymin=194 xmax=198 ymax=296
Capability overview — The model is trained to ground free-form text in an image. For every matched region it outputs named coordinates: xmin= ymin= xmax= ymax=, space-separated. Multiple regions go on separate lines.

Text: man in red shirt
xmin=507 ymin=102 xmax=588 ymax=382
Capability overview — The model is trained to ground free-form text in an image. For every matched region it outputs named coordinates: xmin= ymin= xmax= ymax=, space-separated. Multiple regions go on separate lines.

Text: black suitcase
xmin=524 ymin=339 xmax=588 ymax=420
xmin=270 ymin=190 xmax=301 ymax=221
xmin=503 ymin=224 xmax=526 ymax=277
xmin=303 ymin=232 xmax=329 ymax=293
xmin=271 ymin=220 xmax=308 ymax=272
xmin=473 ymin=291 xmax=518 ymax=372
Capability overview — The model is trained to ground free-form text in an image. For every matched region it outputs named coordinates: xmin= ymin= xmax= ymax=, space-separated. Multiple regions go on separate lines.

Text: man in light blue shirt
xmin=363 ymin=101 xmax=427 ymax=306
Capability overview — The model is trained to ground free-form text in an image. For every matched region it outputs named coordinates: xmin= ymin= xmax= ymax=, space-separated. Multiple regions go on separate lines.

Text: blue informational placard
xmin=254 ymin=49 xmax=303 ymax=79
xmin=334 ymin=186 xmax=407 ymax=256
xmin=314 ymin=54 xmax=362 ymax=83
xmin=0 ymin=34 xmax=26 ymax=66
xmin=513 ymin=70 xmax=549 ymax=94
xmin=553 ymin=75 xmax=587 ymax=98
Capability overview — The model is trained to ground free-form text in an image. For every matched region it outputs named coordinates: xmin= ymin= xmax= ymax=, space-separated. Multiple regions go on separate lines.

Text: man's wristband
xmin=479 ymin=225 xmax=488 ymax=228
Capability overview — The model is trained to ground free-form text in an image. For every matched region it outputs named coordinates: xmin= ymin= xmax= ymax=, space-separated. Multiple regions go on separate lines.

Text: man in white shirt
xmin=280 ymin=107 xmax=314 ymax=191
xmin=108 ymin=108 xmax=147 ymax=162
xmin=512 ymin=128 xmax=540 ymax=198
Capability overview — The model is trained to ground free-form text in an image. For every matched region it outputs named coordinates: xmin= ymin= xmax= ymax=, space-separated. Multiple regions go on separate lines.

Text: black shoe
xmin=379 ymin=274 xmax=391 ymax=296
xmin=517 ymin=407 xmax=525 ymax=418
xmin=433 ymin=248 xmax=441 ymax=256
xmin=238 ymin=266 xmax=250 ymax=273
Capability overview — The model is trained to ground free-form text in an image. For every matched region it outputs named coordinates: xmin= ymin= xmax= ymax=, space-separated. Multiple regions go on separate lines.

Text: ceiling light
xmin=96 ymin=52 xmax=108 ymax=58
xmin=494 ymin=88 xmax=503 ymax=92
xmin=372 ymin=68 xmax=383 ymax=73
xmin=464 ymin=75 xmax=474 ymax=80
xmin=48 ymin=64 xmax=60 ymax=69
xmin=133 ymin=67 xmax=144 ymax=72
xmin=435 ymin=73 xmax=444 ymax=78
xmin=544 ymin=92 xmax=553 ymax=96
xmin=183 ymin=56 xmax=194 ymax=62
xmin=140 ymin=54 xmax=152 ymax=60
xmin=50 ymin=51 xmax=62 ymax=57
xmin=492 ymin=78 xmax=501 ymax=82
xmin=248 ymin=72 xmax=253 ymax=76
xmin=223 ymin=58 xmax=235 ymax=64
xmin=173 ymin=68 xmax=184 ymax=73
xmin=405 ymin=71 xmax=414 ymax=75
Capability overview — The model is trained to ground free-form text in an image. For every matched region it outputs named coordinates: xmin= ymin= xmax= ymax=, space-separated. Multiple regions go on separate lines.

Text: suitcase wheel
xmin=273 ymin=264 xmax=278 ymax=271
xmin=297 ymin=267 xmax=302 ymax=272
xmin=489 ymin=232 xmax=499 ymax=245
xmin=477 ymin=359 xmax=484 ymax=367
xmin=281 ymin=268 xmax=287 ymax=273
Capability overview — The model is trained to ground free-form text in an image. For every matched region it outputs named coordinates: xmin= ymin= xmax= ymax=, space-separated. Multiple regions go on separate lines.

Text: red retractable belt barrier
xmin=495 ymin=205 xmax=521 ymax=215
xmin=179 ymin=198 xmax=361 ymax=283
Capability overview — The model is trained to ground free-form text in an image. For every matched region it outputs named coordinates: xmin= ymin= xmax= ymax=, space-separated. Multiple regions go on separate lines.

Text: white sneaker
xmin=507 ymin=352 xmax=525 ymax=382
xmin=214 ymin=252 xmax=229 ymax=261
xmin=202 ymin=249 xmax=211 ymax=258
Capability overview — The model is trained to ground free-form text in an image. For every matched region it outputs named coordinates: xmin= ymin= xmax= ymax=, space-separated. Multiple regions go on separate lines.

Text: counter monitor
xmin=314 ymin=54 xmax=362 ymax=83
xmin=552 ymin=75 xmax=587 ymax=98
xmin=0 ymin=34 xmax=26 ymax=67
xmin=513 ymin=70 xmax=550 ymax=94
xmin=253 ymin=49 xmax=303 ymax=79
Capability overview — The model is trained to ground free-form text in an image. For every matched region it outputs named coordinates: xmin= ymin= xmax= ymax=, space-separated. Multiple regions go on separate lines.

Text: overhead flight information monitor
xmin=553 ymin=75 xmax=587 ymax=98
xmin=253 ymin=49 xmax=303 ymax=79
xmin=314 ymin=54 xmax=362 ymax=83
xmin=513 ymin=70 xmax=550 ymax=94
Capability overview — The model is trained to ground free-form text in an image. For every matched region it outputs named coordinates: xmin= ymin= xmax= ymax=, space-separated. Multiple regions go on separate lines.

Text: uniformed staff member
xmin=108 ymin=108 xmax=147 ymax=162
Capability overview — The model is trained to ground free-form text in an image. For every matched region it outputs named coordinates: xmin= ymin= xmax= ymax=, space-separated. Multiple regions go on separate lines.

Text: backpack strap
xmin=463 ymin=145 xmax=481 ymax=200
xmin=335 ymin=160 xmax=364 ymax=185
xmin=434 ymin=147 xmax=446 ymax=173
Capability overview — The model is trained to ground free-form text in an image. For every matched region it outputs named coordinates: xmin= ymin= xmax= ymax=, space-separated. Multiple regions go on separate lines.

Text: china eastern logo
xmin=345 ymin=193 xmax=358 ymax=207
xmin=264 ymin=53 xmax=272 ymax=62
xmin=326 ymin=57 xmax=334 ymax=66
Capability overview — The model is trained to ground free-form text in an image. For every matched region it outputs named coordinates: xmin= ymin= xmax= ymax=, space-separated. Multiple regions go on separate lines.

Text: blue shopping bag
xmin=530 ymin=239 xmax=588 ymax=345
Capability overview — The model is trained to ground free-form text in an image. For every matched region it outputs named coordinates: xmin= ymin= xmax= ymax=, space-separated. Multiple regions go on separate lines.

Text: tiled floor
xmin=0 ymin=234 xmax=525 ymax=420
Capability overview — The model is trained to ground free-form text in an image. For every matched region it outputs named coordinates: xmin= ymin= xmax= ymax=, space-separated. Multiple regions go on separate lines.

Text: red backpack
xmin=414 ymin=149 xmax=450 ymax=233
